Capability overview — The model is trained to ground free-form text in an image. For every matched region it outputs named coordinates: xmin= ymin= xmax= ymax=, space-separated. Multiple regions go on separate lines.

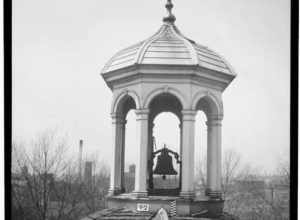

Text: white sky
xmin=12 ymin=0 xmax=290 ymax=174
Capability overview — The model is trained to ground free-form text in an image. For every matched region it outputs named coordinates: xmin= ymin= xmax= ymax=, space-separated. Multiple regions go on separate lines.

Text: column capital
xmin=181 ymin=109 xmax=197 ymax=115
xmin=207 ymin=114 xmax=223 ymax=121
xmin=111 ymin=112 xmax=122 ymax=118
xmin=135 ymin=109 xmax=150 ymax=120
xmin=206 ymin=114 xmax=223 ymax=127
xmin=181 ymin=109 xmax=196 ymax=121
xmin=111 ymin=113 xmax=126 ymax=124
xmin=135 ymin=109 xmax=150 ymax=115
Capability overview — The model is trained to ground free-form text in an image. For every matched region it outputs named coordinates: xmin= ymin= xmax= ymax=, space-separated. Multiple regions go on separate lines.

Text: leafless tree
xmin=224 ymin=161 xmax=290 ymax=220
xmin=11 ymin=130 xmax=87 ymax=220
xmin=222 ymin=149 xmax=241 ymax=198
xmin=194 ymin=148 xmax=241 ymax=197
xmin=194 ymin=148 xmax=289 ymax=219
xmin=276 ymin=158 xmax=290 ymax=186
xmin=79 ymin=156 xmax=110 ymax=213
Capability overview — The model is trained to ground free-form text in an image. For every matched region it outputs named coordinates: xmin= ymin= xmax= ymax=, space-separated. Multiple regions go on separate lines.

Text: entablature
xmin=102 ymin=64 xmax=235 ymax=92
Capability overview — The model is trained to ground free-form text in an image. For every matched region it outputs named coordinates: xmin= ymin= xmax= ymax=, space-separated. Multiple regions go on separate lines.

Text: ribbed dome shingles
xmin=141 ymin=26 xmax=192 ymax=65
xmin=193 ymin=44 xmax=232 ymax=74
xmin=101 ymin=23 xmax=235 ymax=76
xmin=102 ymin=41 xmax=144 ymax=73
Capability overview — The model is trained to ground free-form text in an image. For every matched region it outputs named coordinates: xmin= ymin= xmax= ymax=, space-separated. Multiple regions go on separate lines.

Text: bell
xmin=153 ymin=147 xmax=177 ymax=180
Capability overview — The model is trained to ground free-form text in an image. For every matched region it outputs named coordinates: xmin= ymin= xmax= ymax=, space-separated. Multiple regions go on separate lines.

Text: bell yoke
xmin=153 ymin=144 xmax=180 ymax=179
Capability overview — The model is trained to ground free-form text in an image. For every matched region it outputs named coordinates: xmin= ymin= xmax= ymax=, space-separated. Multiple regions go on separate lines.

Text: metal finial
xmin=163 ymin=0 xmax=176 ymax=24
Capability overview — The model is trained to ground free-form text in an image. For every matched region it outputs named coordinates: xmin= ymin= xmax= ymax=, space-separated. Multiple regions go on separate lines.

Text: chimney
xmin=79 ymin=139 xmax=83 ymax=181
xmin=84 ymin=161 xmax=93 ymax=186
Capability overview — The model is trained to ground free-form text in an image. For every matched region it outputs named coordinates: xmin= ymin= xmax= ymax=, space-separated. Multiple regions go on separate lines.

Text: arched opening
xmin=193 ymin=95 xmax=222 ymax=197
xmin=115 ymin=94 xmax=136 ymax=117
xmin=112 ymin=94 xmax=138 ymax=194
xmin=124 ymin=110 xmax=137 ymax=193
xmin=147 ymin=93 xmax=183 ymax=196
xmin=194 ymin=111 xmax=207 ymax=197
xmin=152 ymin=113 xmax=180 ymax=193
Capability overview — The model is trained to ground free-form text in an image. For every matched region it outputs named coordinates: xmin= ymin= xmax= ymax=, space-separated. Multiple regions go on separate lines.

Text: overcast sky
xmin=12 ymin=0 xmax=290 ymax=174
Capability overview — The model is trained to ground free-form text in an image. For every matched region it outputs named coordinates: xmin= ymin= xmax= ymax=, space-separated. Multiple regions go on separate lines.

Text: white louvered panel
xmin=142 ymin=57 xmax=192 ymax=65
xmin=197 ymin=56 xmax=227 ymax=68
xmin=106 ymin=61 xmax=133 ymax=72
xmin=199 ymin=61 xmax=231 ymax=74
xmin=115 ymin=46 xmax=140 ymax=58
xmin=154 ymin=40 xmax=182 ymax=43
xmin=150 ymin=42 xmax=185 ymax=47
xmin=194 ymin=45 xmax=219 ymax=57
xmin=196 ymin=49 xmax=223 ymax=61
xmin=144 ymin=51 xmax=191 ymax=59
xmin=147 ymin=46 xmax=189 ymax=52
xmin=111 ymin=50 xmax=137 ymax=62
xmin=109 ymin=58 xmax=135 ymax=68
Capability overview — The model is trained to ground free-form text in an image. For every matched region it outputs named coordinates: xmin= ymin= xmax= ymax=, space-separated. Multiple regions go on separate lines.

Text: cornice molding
xmin=103 ymin=65 xmax=234 ymax=92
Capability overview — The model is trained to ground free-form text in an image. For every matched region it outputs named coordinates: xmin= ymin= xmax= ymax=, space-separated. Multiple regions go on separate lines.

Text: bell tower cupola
xmin=101 ymin=1 xmax=236 ymax=218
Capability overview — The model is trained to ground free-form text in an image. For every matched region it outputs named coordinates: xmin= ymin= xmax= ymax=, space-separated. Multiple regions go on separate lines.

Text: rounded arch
xmin=143 ymin=86 xmax=188 ymax=109
xmin=152 ymin=112 xmax=181 ymax=150
xmin=149 ymin=111 xmax=182 ymax=194
xmin=111 ymin=90 xmax=141 ymax=114
xmin=191 ymin=91 xmax=223 ymax=116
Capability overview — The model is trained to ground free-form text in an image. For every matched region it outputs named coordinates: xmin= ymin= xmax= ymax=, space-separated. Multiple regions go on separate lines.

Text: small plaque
xmin=137 ymin=203 xmax=150 ymax=212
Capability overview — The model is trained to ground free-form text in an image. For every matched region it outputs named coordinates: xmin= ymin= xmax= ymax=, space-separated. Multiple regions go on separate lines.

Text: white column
xmin=180 ymin=110 xmax=196 ymax=198
xmin=179 ymin=122 xmax=182 ymax=190
xmin=133 ymin=109 xmax=149 ymax=197
xmin=108 ymin=113 xmax=125 ymax=196
xmin=206 ymin=114 xmax=222 ymax=198
xmin=120 ymin=119 xmax=126 ymax=193
xmin=148 ymin=122 xmax=154 ymax=190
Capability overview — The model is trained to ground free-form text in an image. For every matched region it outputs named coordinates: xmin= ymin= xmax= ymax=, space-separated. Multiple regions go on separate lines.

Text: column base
xmin=205 ymin=188 xmax=222 ymax=200
xmin=107 ymin=187 xmax=123 ymax=196
xmin=180 ymin=191 xmax=195 ymax=199
xmin=131 ymin=191 xmax=148 ymax=198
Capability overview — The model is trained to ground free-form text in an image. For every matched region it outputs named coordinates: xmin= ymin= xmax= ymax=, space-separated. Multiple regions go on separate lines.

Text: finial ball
xmin=163 ymin=0 xmax=176 ymax=23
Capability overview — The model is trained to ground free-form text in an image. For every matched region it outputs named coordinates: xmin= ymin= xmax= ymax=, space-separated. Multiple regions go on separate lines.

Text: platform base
xmin=105 ymin=193 xmax=224 ymax=218
xmin=81 ymin=208 xmax=238 ymax=220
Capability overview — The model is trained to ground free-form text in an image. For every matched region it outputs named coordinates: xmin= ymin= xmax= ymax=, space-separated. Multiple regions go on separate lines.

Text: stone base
xmin=205 ymin=189 xmax=222 ymax=200
xmin=179 ymin=191 xmax=195 ymax=199
xmin=131 ymin=191 xmax=148 ymax=198
xmin=81 ymin=209 xmax=238 ymax=220
xmin=107 ymin=188 xmax=124 ymax=196
xmin=106 ymin=193 xmax=224 ymax=218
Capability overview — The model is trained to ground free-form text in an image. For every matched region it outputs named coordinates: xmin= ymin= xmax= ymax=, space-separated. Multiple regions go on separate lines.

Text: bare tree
xmin=11 ymin=130 xmax=85 ymax=220
xmin=194 ymin=148 xmax=241 ymax=197
xmin=222 ymin=149 xmax=241 ymax=198
xmin=79 ymin=155 xmax=110 ymax=213
xmin=276 ymin=158 xmax=289 ymax=186
xmin=224 ymin=161 xmax=290 ymax=220
xmin=194 ymin=148 xmax=289 ymax=219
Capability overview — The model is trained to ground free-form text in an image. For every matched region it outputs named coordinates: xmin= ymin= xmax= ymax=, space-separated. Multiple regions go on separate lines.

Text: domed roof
xmin=101 ymin=1 xmax=235 ymax=76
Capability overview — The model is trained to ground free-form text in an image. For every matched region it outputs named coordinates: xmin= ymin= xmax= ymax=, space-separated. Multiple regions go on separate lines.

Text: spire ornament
xmin=163 ymin=0 xmax=176 ymax=24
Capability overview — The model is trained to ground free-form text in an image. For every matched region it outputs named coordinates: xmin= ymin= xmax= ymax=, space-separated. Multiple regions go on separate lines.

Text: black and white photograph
xmin=9 ymin=0 xmax=295 ymax=219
